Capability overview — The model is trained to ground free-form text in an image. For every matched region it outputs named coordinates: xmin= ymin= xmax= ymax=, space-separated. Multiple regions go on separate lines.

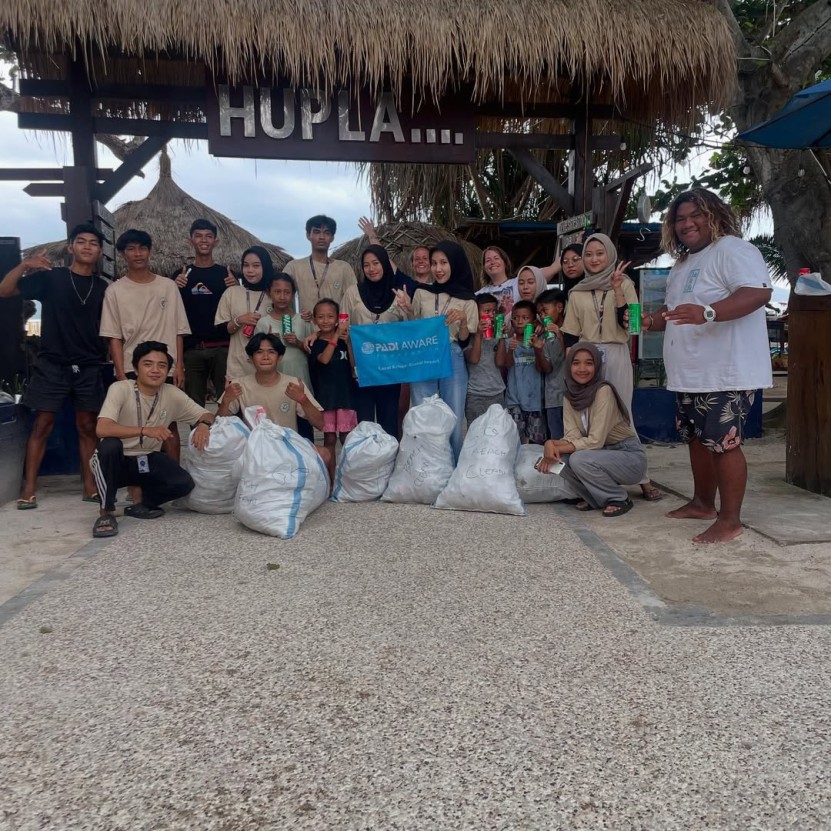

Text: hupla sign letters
xmin=206 ymin=83 xmax=475 ymax=164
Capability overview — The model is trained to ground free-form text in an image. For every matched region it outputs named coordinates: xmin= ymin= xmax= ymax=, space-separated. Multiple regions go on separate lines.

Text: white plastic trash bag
xmin=181 ymin=416 xmax=250 ymax=514
xmin=234 ymin=418 xmax=330 ymax=539
xmin=795 ymin=271 xmax=831 ymax=296
xmin=382 ymin=395 xmax=456 ymax=504
xmin=514 ymin=444 xmax=579 ymax=503
xmin=331 ymin=421 xmax=399 ymax=502
xmin=434 ymin=404 xmax=525 ymax=515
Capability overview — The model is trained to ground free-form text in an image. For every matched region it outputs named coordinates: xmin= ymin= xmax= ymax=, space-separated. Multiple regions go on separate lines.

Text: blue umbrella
xmin=738 ymin=78 xmax=831 ymax=148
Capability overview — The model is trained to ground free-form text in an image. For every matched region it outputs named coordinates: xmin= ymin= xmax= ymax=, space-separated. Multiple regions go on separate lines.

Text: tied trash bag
xmin=514 ymin=444 xmax=579 ymax=503
xmin=434 ymin=404 xmax=525 ymax=515
xmin=181 ymin=416 xmax=250 ymax=514
xmin=331 ymin=421 xmax=399 ymax=502
xmin=234 ymin=418 xmax=330 ymax=539
xmin=382 ymin=395 xmax=456 ymax=504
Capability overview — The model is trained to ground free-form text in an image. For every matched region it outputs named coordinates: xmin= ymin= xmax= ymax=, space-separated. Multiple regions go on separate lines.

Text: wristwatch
xmin=702 ymin=304 xmax=717 ymax=322
xmin=195 ymin=419 xmax=212 ymax=428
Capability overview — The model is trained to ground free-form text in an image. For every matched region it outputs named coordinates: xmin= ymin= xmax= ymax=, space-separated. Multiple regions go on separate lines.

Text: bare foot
xmin=666 ymin=500 xmax=717 ymax=520
xmin=692 ymin=518 xmax=744 ymax=544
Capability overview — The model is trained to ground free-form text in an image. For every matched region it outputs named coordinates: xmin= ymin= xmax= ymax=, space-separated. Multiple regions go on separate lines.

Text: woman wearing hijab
xmin=560 ymin=233 xmax=662 ymax=502
xmin=411 ymin=241 xmax=479 ymax=462
xmin=538 ymin=343 xmax=647 ymax=516
xmin=341 ymin=245 xmax=413 ymax=437
xmin=215 ymin=246 xmax=275 ymax=379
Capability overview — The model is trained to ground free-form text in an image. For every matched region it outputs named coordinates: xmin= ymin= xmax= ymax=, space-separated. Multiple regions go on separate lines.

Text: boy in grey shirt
xmin=535 ymin=289 xmax=567 ymax=439
xmin=464 ymin=294 xmax=505 ymax=423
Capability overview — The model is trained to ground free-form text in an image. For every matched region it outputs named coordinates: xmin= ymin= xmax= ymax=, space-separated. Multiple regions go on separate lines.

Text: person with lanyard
xmin=357 ymin=217 xmax=419 ymax=299
xmin=560 ymin=232 xmax=663 ymax=502
xmin=340 ymin=244 xmax=414 ymax=437
xmin=171 ymin=218 xmax=238 ymax=406
xmin=283 ymin=214 xmax=357 ymax=321
xmin=214 ymin=246 xmax=273 ymax=380
xmin=0 ymin=223 xmax=109 ymax=509
xmin=89 ymin=340 xmax=216 ymax=538
xmin=410 ymin=241 xmax=479 ymax=462
xmin=536 ymin=342 xmax=647 ymax=517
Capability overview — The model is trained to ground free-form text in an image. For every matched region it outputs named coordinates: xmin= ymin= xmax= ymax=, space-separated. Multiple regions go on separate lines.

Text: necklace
xmin=69 ymin=271 xmax=94 ymax=306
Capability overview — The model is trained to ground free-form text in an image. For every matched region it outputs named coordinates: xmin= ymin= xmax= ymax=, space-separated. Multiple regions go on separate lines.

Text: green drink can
xmin=523 ymin=323 xmax=534 ymax=347
xmin=628 ymin=303 xmax=642 ymax=335
xmin=543 ymin=316 xmax=556 ymax=340
xmin=281 ymin=314 xmax=293 ymax=334
xmin=494 ymin=313 xmax=505 ymax=339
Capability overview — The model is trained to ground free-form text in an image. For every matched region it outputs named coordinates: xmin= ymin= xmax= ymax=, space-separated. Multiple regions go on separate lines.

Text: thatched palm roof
xmin=332 ymin=222 xmax=484 ymax=288
xmin=4 ymin=1 xmax=735 ymax=125
xmin=26 ymin=149 xmax=289 ymax=276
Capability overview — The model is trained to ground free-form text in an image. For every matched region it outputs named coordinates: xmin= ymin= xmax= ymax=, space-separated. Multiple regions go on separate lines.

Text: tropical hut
xmin=25 ymin=149 xmax=290 ymax=276
xmin=332 ymin=222 xmax=484 ymax=287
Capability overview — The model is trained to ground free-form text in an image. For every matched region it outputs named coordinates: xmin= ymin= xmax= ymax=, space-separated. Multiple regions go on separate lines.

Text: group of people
xmin=1 ymin=187 xmax=772 ymax=544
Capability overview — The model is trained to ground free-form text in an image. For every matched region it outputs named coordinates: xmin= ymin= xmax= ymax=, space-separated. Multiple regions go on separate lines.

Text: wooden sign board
xmin=206 ymin=84 xmax=475 ymax=164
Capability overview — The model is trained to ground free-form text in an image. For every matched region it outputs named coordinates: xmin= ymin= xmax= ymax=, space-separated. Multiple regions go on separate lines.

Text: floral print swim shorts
xmin=675 ymin=390 xmax=755 ymax=453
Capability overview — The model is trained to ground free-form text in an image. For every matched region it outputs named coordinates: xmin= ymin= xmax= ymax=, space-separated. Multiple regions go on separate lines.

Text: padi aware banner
xmin=351 ymin=317 xmax=452 ymax=387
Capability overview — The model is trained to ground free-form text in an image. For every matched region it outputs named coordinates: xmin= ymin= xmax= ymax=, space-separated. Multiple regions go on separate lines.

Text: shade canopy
xmin=738 ymin=79 xmax=831 ymax=149
xmin=3 ymin=0 xmax=736 ymax=127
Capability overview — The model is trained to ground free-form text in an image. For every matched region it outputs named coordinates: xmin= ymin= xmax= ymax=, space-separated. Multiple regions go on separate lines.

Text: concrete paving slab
xmin=2 ymin=504 xmax=831 ymax=829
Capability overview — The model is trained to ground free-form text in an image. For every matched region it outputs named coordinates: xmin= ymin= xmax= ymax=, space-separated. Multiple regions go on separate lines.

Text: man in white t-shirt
xmin=283 ymin=214 xmax=357 ymax=322
xmin=642 ymin=188 xmax=772 ymax=543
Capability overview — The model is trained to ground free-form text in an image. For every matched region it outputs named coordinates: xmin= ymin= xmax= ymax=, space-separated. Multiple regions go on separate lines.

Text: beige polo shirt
xmin=339 ymin=284 xmax=412 ymax=325
xmin=99 ymin=275 xmax=191 ymax=373
xmin=283 ymin=257 xmax=357 ymax=316
xmin=98 ymin=380 xmax=208 ymax=456
xmin=220 ymin=373 xmax=323 ymax=432
xmin=214 ymin=285 xmax=271 ymax=379
xmin=563 ymin=386 xmax=636 ymax=451
xmin=561 ymin=277 xmax=638 ymax=344
xmin=412 ymin=290 xmax=479 ymax=341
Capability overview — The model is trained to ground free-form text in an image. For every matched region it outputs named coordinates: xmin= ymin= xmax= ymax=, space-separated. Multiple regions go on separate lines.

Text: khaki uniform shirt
xmin=561 ymin=277 xmax=637 ymax=344
xmin=283 ymin=258 xmax=357 ymax=317
xmin=220 ymin=373 xmax=323 ymax=432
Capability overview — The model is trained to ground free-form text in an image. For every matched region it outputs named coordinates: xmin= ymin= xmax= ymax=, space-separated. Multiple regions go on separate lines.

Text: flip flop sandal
xmin=124 ymin=504 xmax=164 ymax=520
xmin=82 ymin=493 xmax=100 ymax=504
xmin=574 ymin=500 xmax=595 ymax=512
xmin=602 ymin=498 xmax=634 ymax=518
xmin=641 ymin=486 xmax=664 ymax=502
xmin=16 ymin=496 xmax=38 ymax=510
xmin=92 ymin=515 xmax=119 ymax=538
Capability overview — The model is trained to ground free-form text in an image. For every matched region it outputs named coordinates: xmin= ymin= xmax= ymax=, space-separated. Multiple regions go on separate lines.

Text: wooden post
xmin=569 ymin=105 xmax=593 ymax=214
xmin=63 ymin=58 xmax=98 ymax=232
xmin=785 ymin=292 xmax=831 ymax=495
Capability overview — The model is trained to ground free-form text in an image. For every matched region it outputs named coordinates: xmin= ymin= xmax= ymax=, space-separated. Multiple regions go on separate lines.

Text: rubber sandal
xmin=92 ymin=515 xmax=119 ymax=538
xmin=124 ymin=504 xmax=164 ymax=520
xmin=16 ymin=496 xmax=38 ymax=510
xmin=574 ymin=500 xmax=594 ymax=512
xmin=602 ymin=498 xmax=634 ymax=517
xmin=82 ymin=492 xmax=100 ymax=504
xmin=641 ymin=486 xmax=664 ymax=502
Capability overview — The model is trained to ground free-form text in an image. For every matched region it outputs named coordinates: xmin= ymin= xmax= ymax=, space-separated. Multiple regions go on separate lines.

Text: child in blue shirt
xmin=498 ymin=300 xmax=545 ymax=445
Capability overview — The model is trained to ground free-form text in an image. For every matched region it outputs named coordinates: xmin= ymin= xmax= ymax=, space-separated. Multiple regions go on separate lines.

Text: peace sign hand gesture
xmin=611 ymin=260 xmax=632 ymax=292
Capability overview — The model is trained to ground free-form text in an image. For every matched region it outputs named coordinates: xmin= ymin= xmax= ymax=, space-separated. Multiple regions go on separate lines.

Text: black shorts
xmin=675 ymin=390 xmax=755 ymax=453
xmin=21 ymin=359 xmax=104 ymax=413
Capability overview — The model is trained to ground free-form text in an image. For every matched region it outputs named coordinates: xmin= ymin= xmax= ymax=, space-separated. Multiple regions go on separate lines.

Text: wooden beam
xmin=18 ymin=112 xmax=208 ymax=140
xmin=475 ymin=102 xmax=618 ymax=120
xmin=23 ymin=183 xmax=66 ymax=197
xmin=604 ymin=162 xmax=654 ymax=193
xmin=477 ymin=133 xmax=620 ymax=151
xmin=0 ymin=168 xmax=111 ymax=181
xmin=95 ymin=136 xmax=167 ymax=204
xmin=20 ymin=78 xmax=207 ymax=104
xmin=508 ymin=149 xmax=574 ymax=215
xmin=569 ymin=108 xmax=591 ymax=213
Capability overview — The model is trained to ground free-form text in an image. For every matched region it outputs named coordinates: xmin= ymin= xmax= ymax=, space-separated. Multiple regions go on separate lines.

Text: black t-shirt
xmin=309 ymin=338 xmax=355 ymax=411
xmin=172 ymin=264 xmax=234 ymax=348
xmin=19 ymin=268 xmax=108 ymax=366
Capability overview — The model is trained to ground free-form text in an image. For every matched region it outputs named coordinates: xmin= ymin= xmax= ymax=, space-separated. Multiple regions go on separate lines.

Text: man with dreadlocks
xmin=642 ymin=188 xmax=772 ymax=543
